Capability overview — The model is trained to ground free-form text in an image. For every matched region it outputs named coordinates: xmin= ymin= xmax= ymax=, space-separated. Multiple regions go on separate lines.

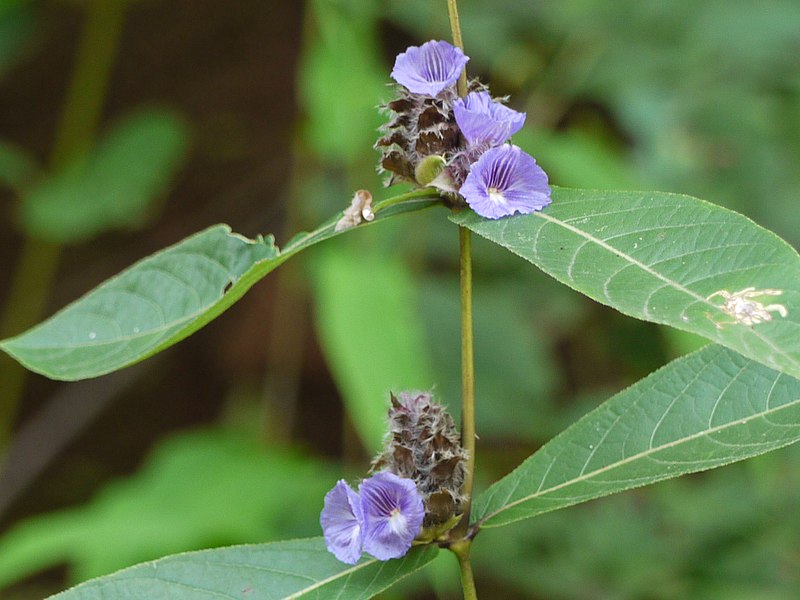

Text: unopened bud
xmin=414 ymin=155 xmax=447 ymax=186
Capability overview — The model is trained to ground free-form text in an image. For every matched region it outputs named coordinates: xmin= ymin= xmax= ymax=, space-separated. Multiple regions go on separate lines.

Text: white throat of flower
xmin=488 ymin=186 xmax=508 ymax=207
xmin=388 ymin=508 xmax=408 ymax=535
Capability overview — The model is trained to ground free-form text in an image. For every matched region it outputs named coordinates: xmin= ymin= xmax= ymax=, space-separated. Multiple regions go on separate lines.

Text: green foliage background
xmin=0 ymin=0 xmax=799 ymax=598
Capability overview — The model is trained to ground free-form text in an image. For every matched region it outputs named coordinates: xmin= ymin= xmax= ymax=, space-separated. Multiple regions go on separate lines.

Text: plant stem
xmin=455 ymin=225 xmax=476 ymax=529
xmin=0 ymin=0 xmax=126 ymax=451
xmin=446 ymin=0 xmax=468 ymax=97
xmin=446 ymin=0 xmax=477 ymax=547
xmin=451 ymin=541 xmax=478 ymax=600
xmin=372 ymin=187 xmax=442 ymax=213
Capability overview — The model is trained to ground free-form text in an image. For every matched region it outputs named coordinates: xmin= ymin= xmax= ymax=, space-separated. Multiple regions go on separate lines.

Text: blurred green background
xmin=0 ymin=0 xmax=799 ymax=598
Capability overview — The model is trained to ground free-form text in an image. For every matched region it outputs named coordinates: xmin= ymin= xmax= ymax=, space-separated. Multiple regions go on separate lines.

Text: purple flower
xmin=460 ymin=144 xmax=551 ymax=219
xmin=320 ymin=473 xmax=425 ymax=564
xmin=320 ymin=480 xmax=365 ymax=565
xmin=391 ymin=40 xmax=469 ymax=96
xmin=454 ymin=91 xmax=526 ymax=146
xmin=360 ymin=472 xmax=425 ymax=560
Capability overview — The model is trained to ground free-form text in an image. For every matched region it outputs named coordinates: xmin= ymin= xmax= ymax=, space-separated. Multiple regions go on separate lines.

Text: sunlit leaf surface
xmin=1 ymin=198 xmax=437 ymax=380
xmin=475 ymin=344 xmax=800 ymax=527
xmin=451 ymin=188 xmax=800 ymax=379
xmin=48 ymin=539 xmax=438 ymax=600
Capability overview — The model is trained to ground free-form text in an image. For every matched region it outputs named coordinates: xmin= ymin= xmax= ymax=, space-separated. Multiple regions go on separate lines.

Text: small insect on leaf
xmin=706 ymin=287 xmax=788 ymax=329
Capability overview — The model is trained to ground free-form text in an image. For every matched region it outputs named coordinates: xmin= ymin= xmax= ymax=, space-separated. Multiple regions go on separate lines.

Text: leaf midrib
xmin=479 ymin=373 xmax=799 ymax=526
xmin=512 ymin=209 xmax=800 ymax=375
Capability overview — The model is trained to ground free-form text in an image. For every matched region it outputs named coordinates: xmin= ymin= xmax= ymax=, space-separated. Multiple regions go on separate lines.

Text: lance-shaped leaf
xmin=451 ymin=188 xmax=800 ymax=379
xmin=48 ymin=538 xmax=438 ymax=600
xmin=0 ymin=194 xmax=438 ymax=380
xmin=474 ymin=344 xmax=800 ymax=528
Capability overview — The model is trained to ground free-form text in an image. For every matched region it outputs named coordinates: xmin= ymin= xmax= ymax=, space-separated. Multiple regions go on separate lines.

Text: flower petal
xmin=391 ymin=40 xmax=469 ymax=96
xmin=460 ymin=144 xmax=551 ymax=219
xmin=360 ymin=472 xmax=424 ymax=561
xmin=320 ymin=480 xmax=365 ymax=564
xmin=454 ymin=91 xmax=526 ymax=146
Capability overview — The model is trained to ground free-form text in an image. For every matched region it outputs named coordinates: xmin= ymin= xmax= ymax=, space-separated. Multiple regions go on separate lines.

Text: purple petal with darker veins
xmin=320 ymin=480 xmax=365 ymax=564
xmin=391 ymin=40 xmax=469 ymax=96
xmin=454 ymin=91 xmax=526 ymax=146
xmin=460 ymin=144 xmax=551 ymax=219
xmin=360 ymin=472 xmax=424 ymax=561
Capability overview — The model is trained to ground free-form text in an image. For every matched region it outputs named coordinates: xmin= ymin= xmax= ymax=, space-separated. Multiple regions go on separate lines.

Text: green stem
xmin=51 ymin=0 xmax=127 ymax=166
xmin=451 ymin=541 xmax=478 ymax=600
xmin=446 ymin=0 xmax=468 ymax=97
xmin=454 ymin=224 xmax=476 ymax=538
xmin=372 ymin=187 xmax=442 ymax=213
xmin=0 ymin=0 xmax=126 ymax=451
xmin=447 ymin=0 xmax=477 ymax=548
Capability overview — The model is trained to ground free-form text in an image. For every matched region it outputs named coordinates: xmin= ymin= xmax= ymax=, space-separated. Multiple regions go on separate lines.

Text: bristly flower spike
xmin=371 ymin=391 xmax=468 ymax=530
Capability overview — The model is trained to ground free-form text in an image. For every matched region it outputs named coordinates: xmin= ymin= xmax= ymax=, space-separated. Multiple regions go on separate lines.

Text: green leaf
xmin=1 ymin=225 xmax=276 ymax=379
xmin=20 ymin=110 xmax=189 ymax=243
xmin=451 ymin=188 xmax=800 ymax=379
xmin=1 ymin=195 xmax=437 ymax=380
xmin=0 ymin=429 xmax=335 ymax=587
xmin=300 ymin=0 xmax=385 ymax=163
xmin=47 ymin=538 xmax=438 ymax=600
xmin=474 ymin=344 xmax=800 ymax=528
xmin=310 ymin=241 xmax=434 ymax=452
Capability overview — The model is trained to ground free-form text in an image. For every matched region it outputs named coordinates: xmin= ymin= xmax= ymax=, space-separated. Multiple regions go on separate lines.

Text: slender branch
xmin=0 ymin=0 xmax=126 ymax=452
xmin=454 ymin=224 xmax=476 ymax=539
xmin=446 ymin=0 xmax=468 ymax=97
xmin=372 ymin=187 xmax=442 ymax=213
xmin=447 ymin=0 xmax=477 ymax=548
xmin=451 ymin=541 xmax=478 ymax=600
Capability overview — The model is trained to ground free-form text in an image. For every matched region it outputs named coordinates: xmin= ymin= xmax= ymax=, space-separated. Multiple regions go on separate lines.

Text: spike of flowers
xmin=453 ymin=91 xmax=526 ymax=147
xmin=390 ymin=40 xmax=469 ymax=96
xmin=377 ymin=39 xmax=552 ymax=220
xmin=459 ymin=144 xmax=551 ymax=219
xmin=371 ymin=391 xmax=468 ymax=528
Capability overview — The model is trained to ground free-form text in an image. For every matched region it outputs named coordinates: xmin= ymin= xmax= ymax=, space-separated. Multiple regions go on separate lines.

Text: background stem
xmin=0 ymin=0 xmax=126 ymax=451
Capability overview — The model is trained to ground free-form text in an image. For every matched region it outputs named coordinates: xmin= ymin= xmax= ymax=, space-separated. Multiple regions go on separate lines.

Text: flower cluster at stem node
xmin=320 ymin=391 xmax=468 ymax=564
xmin=376 ymin=40 xmax=551 ymax=219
